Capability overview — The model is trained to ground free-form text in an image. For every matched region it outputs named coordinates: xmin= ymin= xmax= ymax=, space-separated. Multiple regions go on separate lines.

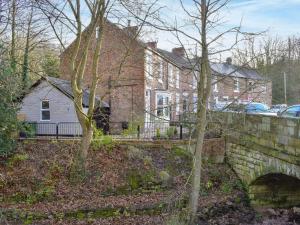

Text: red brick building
xmin=60 ymin=21 xmax=272 ymax=130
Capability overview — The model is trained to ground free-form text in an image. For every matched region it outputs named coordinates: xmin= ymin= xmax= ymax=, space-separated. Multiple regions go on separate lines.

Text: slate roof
xmin=153 ymin=48 xmax=264 ymax=80
xmin=46 ymin=76 xmax=109 ymax=108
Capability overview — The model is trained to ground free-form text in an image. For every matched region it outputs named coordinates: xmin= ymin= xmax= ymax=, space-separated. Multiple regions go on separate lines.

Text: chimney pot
xmin=146 ymin=41 xmax=157 ymax=49
xmin=226 ymin=57 xmax=232 ymax=65
xmin=123 ymin=25 xmax=139 ymax=36
xmin=172 ymin=47 xmax=185 ymax=57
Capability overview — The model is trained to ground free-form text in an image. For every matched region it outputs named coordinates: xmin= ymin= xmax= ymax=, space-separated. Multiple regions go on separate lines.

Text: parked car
xmin=269 ymin=104 xmax=287 ymax=113
xmin=245 ymin=103 xmax=275 ymax=116
xmin=277 ymin=105 xmax=300 ymax=118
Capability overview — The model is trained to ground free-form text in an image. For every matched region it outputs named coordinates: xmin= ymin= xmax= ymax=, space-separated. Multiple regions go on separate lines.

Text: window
xmin=175 ymin=68 xmax=180 ymax=88
xmin=248 ymin=81 xmax=254 ymax=92
xmin=262 ymin=84 xmax=267 ymax=93
xmin=176 ymin=94 xmax=180 ymax=114
xmin=41 ymin=100 xmax=50 ymax=121
xmin=213 ymin=77 xmax=218 ymax=92
xmin=156 ymin=93 xmax=170 ymax=118
xmin=96 ymin=27 xmax=100 ymax=39
xmin=159 ymin=59 xmax=163 ymax=83
xmin=192 ymin=71 xmax=198 ymax=89
xmin=234 ymin=78 xmax=239 ymax=92
xmin=168 ymin=63 xmax=173 ymax=86
xmin=193 ymin=94 xmax=198 ymax=112
xmin=214 ymin=96 xmax=219 ymax=105
xmin=183 ymin=98 xmax=188 ymax=112
xmin=145 ymin=51 xmax=153 ymax=79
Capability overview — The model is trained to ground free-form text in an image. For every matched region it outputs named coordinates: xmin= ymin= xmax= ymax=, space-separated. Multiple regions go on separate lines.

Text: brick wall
xmin=60 ymin=21 xmax=145 ymax=124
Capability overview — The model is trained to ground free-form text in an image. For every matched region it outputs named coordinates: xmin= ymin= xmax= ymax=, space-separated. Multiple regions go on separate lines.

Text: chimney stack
xmin=226 ymin=57 xmax=232 ymax=65
xmin=123 ymin=25 xmax=139 ymax=37
xmin=146 ymin=41 xmax=157 ymax=49
xmin=172 ymin=47 xmax=185 ymax=57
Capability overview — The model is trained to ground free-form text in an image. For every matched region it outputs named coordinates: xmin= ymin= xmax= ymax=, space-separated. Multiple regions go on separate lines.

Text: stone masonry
xmin=212 ymin=112 xmax=300 ymax=207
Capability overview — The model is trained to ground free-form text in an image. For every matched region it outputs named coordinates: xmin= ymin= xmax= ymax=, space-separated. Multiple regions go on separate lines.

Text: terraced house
xmin=60 ymin=21 xmax=272 ymax=131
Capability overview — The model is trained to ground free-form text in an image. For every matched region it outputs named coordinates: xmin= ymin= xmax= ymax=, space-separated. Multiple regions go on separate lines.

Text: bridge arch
xmin=248 ymin=173 xmax=300 ymax=208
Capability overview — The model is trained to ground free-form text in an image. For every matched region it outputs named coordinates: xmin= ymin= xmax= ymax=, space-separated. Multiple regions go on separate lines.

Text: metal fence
xmin=20 ymin=120 xmax=221 ymax=140
xmin=20 ymin=122 xmax=83 ymax=139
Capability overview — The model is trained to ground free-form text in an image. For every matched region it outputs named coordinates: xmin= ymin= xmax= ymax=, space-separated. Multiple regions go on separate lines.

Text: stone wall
xmin=212 ymin=112 xmax=300 ymax=207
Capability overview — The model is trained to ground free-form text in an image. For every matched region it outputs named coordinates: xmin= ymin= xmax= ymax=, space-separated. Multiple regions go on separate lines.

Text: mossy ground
xmin=0 ymin=140 xmax=279 ymax=225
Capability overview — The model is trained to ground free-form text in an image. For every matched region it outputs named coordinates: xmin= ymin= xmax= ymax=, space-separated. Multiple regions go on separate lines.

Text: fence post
xmin=137 ymin=125 xmax=140 ymax=139
xmin=56 ymin=123 xmax=59 ymax=140
xmin=180 ymin=124 xmax=183 ymax=140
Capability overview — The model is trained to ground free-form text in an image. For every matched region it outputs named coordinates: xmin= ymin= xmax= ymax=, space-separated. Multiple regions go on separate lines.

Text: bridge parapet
xmin=211 ymin=112 xmax=300 ymax=207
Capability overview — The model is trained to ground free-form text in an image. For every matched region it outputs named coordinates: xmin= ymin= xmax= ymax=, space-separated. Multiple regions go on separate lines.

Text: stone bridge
xmin=212 ymin=112 xmax=300 ymax=207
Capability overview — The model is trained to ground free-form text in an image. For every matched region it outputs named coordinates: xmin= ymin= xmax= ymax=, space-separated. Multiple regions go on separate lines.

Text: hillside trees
xmin=233 ymin=35 xmax=300 ymax=105
xmin=0 ymin=46 xmax=21 ymax=156
xmin=0 ymin=0 xmax=58 ymax=88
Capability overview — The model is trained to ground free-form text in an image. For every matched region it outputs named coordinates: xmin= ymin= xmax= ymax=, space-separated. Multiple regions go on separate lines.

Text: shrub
xmin=156 ymin=128 xmax=161 ymax=139
xmin=91 ymin=128 xmax=115 ymax=152
xmin=19 ymin=122 xmax=36 ymax=138
xmin=165 ymin=126 xmax=178 ymax=139
xmin=8 ymin=153 xmax=29 ymax=167
xmin=121 ymin=122 xmax=140 ymax=136
xmin=127 ymin=146 xmax=143 ymax=160
xmin=221 ymin=181 xmax=233 ymax=193
xmin=0 ymin=62 xmax=21 ymax=157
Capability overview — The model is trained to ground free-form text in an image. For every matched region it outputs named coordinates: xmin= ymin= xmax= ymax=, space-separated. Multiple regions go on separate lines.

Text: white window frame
xmin=192 ymin=71 xmax=198 ymax=90
xmin=168 ymin=63 xmax=174 ymax=87
xmin=145 ymin=50 xmax=153 ymax=79
xmin=176 ymin=93 xmax=180 ymax=115
xmin=175 ymin=68 xmax=180 ymax=88
xmin=214 ymin=96 xmax=219 ymax=104
xmin=193 ymin=93 xmax=198 ymax=112
xmin=213 ymin=77 xmax=218 ymax=92
xmin=156 ymin=92 xmax=170 ymax=119
xmin=96 ymin=27 xmax=100 ymax=39
xmin=41 ymin=100 xmax=50 ymax=121
xmin=233 ymin=77 xmax=240 ymax=93
xmin=182 ymin=92 xmax=189 ymax=112
xmin=158 ymin=59 xmax=163 ymax=83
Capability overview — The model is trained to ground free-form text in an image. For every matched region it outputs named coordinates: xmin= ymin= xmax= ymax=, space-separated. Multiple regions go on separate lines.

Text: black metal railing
xmin=20 ymin=120 xmax=221 ymax=140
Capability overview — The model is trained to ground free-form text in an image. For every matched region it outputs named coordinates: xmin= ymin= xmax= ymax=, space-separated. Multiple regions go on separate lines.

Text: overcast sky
xmin=150 ymin=0 xmax=300 ymax=53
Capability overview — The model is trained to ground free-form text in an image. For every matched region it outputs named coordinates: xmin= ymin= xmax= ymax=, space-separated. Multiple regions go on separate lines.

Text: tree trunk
xmin=188 ymin=104 xmax=207 ymax=223
xmin=81 ymin=126 xmax=93 ymax=167
xmin=22 ymin=6 xmax=33 ymax=89
xmin=11 ymin=0 xmax=16 ymax=72
xmin=188 ymin=1 xmax=212 ymax=223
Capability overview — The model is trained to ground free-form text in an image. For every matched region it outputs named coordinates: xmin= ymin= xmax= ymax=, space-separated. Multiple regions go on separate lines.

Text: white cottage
xmin=19 ymin=77 xmax=109 ymax=136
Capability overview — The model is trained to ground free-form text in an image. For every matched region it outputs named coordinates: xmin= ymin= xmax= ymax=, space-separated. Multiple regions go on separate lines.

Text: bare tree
xmin=34 ymin=0 xmax=158 ymax=178
xmin=146 ymin=0 xmax=254 ymax=223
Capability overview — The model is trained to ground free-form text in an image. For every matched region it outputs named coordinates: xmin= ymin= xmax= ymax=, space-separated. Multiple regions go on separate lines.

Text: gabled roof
xmin=45 ymin=76 xmax=109 ymax=108
xmin=152 ymin=48 xmax=264 ymax=80
xmin=210 ymin=63 xmax=263 ymax=80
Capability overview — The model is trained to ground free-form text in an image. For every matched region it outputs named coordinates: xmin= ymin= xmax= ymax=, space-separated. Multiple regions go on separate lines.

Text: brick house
xmin=60 ymin=21 xmax=272 ymax=131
